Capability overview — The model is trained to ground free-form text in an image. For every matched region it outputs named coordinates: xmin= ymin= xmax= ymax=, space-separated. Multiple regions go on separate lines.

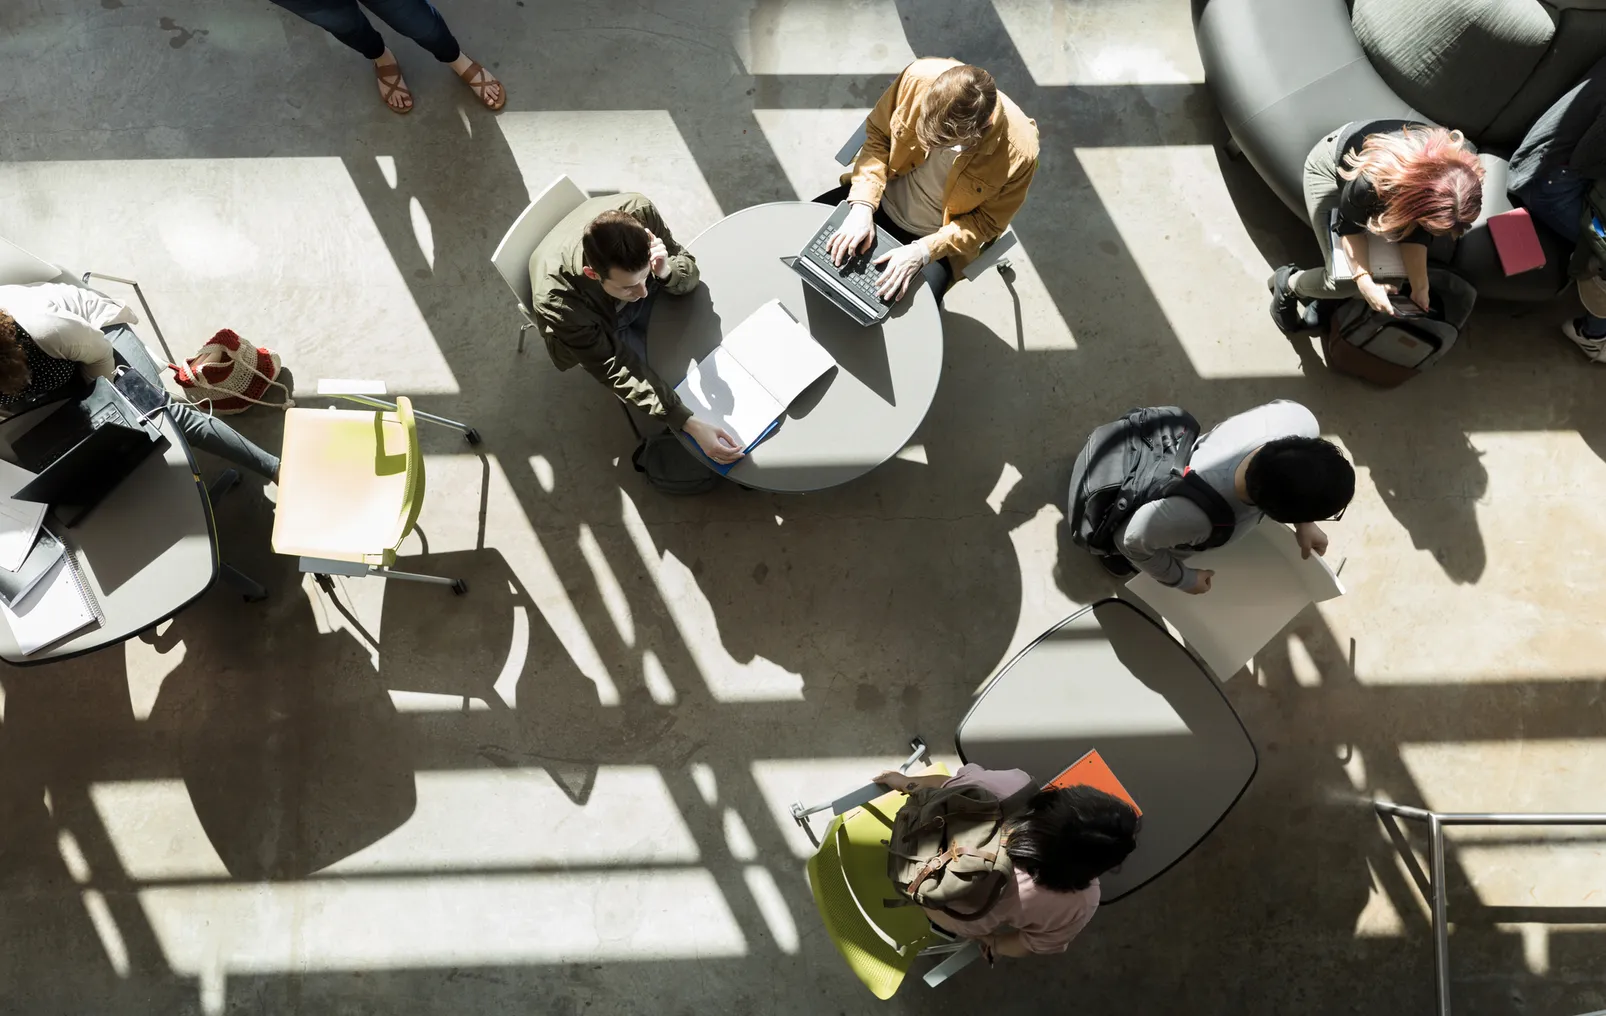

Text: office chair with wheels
xmin=490 ymin=174 xmax=589 ymax=353
xmin=271 ymin=382 xmax=478 ymax=593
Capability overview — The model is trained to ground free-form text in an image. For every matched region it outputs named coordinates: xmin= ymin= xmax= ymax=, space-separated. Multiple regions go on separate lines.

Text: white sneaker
xmin=1561 ymin=318 xmax=1606 ymax=362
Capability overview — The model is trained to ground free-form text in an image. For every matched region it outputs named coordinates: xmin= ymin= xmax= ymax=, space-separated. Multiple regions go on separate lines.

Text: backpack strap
xmin=1171 ymin=468 xmax=1237 ymax=550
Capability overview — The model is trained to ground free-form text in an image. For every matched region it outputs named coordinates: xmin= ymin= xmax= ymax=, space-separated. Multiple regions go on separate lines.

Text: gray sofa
xmin=1195 ymin=0 xmax=1606 ymax=301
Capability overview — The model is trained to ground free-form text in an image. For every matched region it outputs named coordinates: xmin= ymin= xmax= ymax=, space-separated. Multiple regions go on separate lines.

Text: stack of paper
xmin=2 ymin=555 xmax=99 ymax=656
xmin=674 ymin=299 xmax=837 ymax=471
xmin=0 ymin=459 xmax=45 ymax=572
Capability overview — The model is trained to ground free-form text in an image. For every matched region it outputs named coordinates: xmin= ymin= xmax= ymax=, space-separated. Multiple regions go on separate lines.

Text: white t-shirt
xmin=0 ymin=283 xmax=123 ymax=379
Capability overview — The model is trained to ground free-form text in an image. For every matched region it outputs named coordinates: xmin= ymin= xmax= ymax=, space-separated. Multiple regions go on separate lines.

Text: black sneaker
xmin=1267 ymin=265 xmax=1304 ymax=334
xmin=1097 ymin=554 xmax=1136 ymax=577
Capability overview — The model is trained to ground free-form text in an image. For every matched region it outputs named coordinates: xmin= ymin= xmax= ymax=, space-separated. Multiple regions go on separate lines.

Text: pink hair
xmin=1338 ymin=126 xmax=1485 ymax=241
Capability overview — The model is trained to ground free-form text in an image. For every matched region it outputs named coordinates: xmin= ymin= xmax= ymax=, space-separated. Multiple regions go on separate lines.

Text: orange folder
xmin=1042 ymin=749 xmax=1141 ymax=816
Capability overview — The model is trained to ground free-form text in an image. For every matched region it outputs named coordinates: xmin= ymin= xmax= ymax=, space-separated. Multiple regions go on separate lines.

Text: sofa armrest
xmin=1197 ymin=0 xmax=1422 ymax=213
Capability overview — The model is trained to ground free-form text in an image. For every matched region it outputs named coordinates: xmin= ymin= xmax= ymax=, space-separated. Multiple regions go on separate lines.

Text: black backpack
xmin=630 ymin=426 xmax=722 ymax=495
xmin=1323 ymin=267 xmax=1475 ymax=388
xmin=1066 ymin=407 xmax=1236 ymax=559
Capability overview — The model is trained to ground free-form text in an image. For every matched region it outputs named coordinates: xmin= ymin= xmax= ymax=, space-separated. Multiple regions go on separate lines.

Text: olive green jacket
xmin=530 ymin=193 xmax=699 ymax=428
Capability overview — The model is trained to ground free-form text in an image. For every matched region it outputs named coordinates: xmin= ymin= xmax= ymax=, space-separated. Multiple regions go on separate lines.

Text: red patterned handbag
xmin=167 ymin=329 xmax=293 ymax=415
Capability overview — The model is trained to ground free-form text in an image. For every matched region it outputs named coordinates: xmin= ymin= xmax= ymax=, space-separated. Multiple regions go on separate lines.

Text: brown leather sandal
xmin=455 ymin=60 xmax=506 ymax=111
xmin=375 ymin=61 xmax=413 ymax=114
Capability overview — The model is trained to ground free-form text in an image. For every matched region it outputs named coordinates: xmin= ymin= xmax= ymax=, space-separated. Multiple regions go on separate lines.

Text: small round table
xmin=647 ymin=202 xmax=944 ymax=492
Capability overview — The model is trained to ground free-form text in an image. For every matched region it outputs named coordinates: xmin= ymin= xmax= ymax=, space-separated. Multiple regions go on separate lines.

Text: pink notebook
xmin=1488 ymin=208 xmax=1545 ymax=276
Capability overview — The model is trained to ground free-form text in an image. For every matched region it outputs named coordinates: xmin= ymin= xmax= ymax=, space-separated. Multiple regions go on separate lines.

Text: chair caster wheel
xmin=452 ymin=579 xmax=468 ymax=595
xmin=996 ymin=259 xmax=1015 ymax=281
xmin=465 ymin=428 xmax=482 ymax=445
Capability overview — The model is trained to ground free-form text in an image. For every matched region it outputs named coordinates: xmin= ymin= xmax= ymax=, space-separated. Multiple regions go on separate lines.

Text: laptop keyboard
xmin=805 ymin=229 xmax=887 ymax=308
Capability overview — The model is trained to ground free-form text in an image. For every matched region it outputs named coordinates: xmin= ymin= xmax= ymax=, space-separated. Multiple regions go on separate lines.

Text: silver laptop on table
xmin=782 ymin=201 xmax=904 ymax=327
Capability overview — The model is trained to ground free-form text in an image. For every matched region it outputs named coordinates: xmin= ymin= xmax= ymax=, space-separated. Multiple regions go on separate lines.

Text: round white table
xmin=647 ymin=202 xmax=943 ymax=492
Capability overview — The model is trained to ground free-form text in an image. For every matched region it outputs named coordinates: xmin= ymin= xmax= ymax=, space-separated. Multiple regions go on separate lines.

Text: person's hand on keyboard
xmin=827 ymin=202 xmax=877 ymax=266
xmin=873 ymin=241 xmax=929 ymax=301
xmin=685 ymin=418 xmax=744 ymax=464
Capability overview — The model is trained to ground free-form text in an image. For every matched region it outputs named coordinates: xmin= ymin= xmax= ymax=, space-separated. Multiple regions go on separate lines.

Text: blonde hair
xmin=916 ymin=65 xmax=998 ymax=150
xmin=1338 ymin=126 xmax=1485 ymax=241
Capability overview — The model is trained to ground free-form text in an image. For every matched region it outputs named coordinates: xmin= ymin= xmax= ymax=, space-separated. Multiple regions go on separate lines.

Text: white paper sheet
xmin=1124 ymin=520 xmax=1345 ymax=680
xmin=0 ymin=460 xmax=46 ymax=572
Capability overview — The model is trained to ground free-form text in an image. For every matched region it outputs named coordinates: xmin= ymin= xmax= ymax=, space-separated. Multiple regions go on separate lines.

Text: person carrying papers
xmin=674 ymin=300 xmax=836 ymax=473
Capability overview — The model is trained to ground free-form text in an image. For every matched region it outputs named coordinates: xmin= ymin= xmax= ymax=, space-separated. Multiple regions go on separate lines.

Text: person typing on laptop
xmin=530 ymin=194 xmax=742 ymax=464
xmin=0 ymin=293 xmax=280 ymax=480
xmin=815 ymin=59 xmax=1040 ymax=301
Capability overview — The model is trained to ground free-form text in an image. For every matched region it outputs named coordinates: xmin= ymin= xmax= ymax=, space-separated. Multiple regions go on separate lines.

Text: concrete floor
xmin=2 ymin=1 xmax=1606 ymax=1013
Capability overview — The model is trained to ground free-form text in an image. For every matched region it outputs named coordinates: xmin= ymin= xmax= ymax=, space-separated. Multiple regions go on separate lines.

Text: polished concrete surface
xmin=3 ymin=1 xmax=1606 ymax=1014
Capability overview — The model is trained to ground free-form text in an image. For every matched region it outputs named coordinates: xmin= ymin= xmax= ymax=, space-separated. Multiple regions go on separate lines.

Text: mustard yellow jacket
xmin=844 ymin=58 xmax=1040 ymax=274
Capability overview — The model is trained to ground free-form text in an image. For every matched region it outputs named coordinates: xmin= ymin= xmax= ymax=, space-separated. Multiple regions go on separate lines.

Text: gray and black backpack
xmin=1066 ymin=406 xmax=1236 ymax=561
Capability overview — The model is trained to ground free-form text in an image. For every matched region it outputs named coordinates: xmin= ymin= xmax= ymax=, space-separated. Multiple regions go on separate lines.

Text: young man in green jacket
xmin=530 ymin=193 xmax=742 ymax=463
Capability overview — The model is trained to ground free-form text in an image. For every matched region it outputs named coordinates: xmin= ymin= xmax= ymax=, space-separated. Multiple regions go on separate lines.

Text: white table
xmin=956 ymin=598 xmax=1259 ymax=901
xmin=0 ymin=327 xmax=216 ymax=664
xmin=647 ymin=202 xmax=944 ymax=492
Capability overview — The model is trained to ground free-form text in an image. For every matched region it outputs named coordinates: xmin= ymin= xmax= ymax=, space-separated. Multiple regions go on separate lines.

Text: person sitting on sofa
xmin=871 ymin=763 xmax=1138 ymax=958
xmin=1508 ymin=54 xmax=1606 ymax=361
xmin=0 ymin=286 xmax=279 ymax=480
xmin=817 ymin=58 xmax=1039 ymax=301
xmin=1268 ymin=121 xmax=1485 ymax=332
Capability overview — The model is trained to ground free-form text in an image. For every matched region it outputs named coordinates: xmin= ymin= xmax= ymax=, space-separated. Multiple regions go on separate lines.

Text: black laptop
xmin=783 ymin=201 xmax=905 ymax=326
xmin=12 ymin=375 xmax=164 ymax=511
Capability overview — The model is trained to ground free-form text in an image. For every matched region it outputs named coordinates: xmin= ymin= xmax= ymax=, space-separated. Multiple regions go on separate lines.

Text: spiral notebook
xmin=0 ymin=542 xmax=103 ymax=655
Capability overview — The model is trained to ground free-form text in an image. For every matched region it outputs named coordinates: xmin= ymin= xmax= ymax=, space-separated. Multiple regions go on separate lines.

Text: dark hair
xmin=0 ymin=311 xmax=30 ymax=396
xmin=1244 ymin=436 xmax=1355 ymax=523
xmin=1005 ymin=786 xmax=1139 ymax=893
xmin=917 ymin=64 xmax=999 ymax=149
xmin=582 ymin=210 xmax=651 ymax=280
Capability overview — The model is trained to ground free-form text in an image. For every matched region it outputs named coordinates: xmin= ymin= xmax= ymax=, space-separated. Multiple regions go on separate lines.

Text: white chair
xmin=489 ymin=175 xmax=589 ymax=353
xmin=833 ymin=121 xmax=1020 ymax=282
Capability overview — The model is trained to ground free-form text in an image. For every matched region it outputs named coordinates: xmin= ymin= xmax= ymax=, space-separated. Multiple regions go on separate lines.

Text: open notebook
xmin=1329 ymin=209 xmax=1406 ymax=280
xmin=0 ymin=543 xmax=102 ymax=656
xmin=674 ymin=299 xmax=836 ymax=473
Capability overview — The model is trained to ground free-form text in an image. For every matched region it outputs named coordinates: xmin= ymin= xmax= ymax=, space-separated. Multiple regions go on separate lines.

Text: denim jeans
xmin=1517 ymin=165 xmax=1606 ymax=332
xmin=109 ymin=331 xmax=280 ymax=480
xmin=1517 ymin=164 xmax=1587 ymax=243
xmin=271 ymin=0 xmax=461 ymax=62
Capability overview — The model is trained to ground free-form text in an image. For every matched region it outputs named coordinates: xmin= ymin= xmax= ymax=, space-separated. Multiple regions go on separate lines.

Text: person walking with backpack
xmin=871 ymin=764 xmax=1138 ymax=957
xmin=1067 ymin=401 xmax=1354 ymax=594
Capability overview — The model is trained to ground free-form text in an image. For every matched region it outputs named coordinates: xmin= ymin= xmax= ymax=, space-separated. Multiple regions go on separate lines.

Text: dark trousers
xmin=271 ymin=0 xmax=461 ymax=62
xmin=812 ymin=184 xmax=954 ymax=297
xmin=1516 ymin=165 xmax=1606 ymax=330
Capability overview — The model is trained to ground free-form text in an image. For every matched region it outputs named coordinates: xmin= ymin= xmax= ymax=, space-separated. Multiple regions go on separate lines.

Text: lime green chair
xmin=797 ymin=754 xmax=979 ymax=1000
xmin=271 ymin=384 xmax=477 ymax=593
